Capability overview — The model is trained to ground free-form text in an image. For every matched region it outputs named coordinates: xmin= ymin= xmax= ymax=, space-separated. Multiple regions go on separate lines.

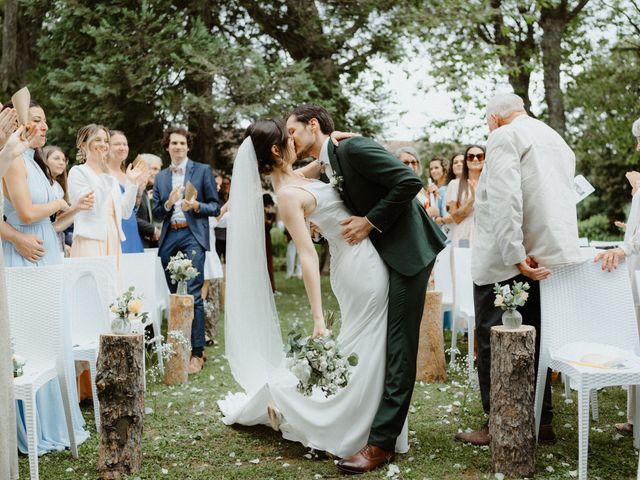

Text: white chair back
xmin=63 ymin=256 xmax=117 ymax=346
xmin=578 ymin=237 xmax=589 ymax=247
xmin=540 ymin=259 xmax=638 ymax=354
xmin=452 ymin=247 xmax=474 ymax=318
xmin=6 ymin=265 xmax=65 ymax=370
xmin=589 ymin=240 xmax=624 ymax=248
xmin=433 ymin=245 xmax=453 ymax=309
xmin=121 ymin=251 xmax=158 ymax=325
xmin=146 ymin=248 xmax=169 ymax=311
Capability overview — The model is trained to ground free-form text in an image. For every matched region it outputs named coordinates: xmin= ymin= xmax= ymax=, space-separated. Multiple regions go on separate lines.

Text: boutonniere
xmin=330 ymin=174 xmax=345 ymax=194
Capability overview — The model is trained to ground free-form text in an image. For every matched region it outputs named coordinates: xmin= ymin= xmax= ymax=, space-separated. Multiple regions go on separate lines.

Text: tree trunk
xmin=0 ymin=0 xmax=18 ymax=92
xmin=490 ymin=325 xmax=536 ymax=478
xmin=540 ymin=12 xmax=568 ymax=138
xmin=164 ymin=293 xmax=194 ymax=386
xmin=96 ymin=334 xmax=145 ymax=479
xmin=416 ymin=291 xmax=447 ymax=383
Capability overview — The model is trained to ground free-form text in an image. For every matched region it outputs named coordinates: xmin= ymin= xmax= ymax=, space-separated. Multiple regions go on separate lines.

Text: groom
xmin=286 ymin=105 xmax=447 ymax=473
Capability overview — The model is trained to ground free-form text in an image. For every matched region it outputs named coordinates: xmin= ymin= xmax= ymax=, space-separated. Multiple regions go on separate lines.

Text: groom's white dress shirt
xmin=471 ymin=115 xmax=582 ymax=286
xmin=318 ymin=138 xmax=334 ymax=179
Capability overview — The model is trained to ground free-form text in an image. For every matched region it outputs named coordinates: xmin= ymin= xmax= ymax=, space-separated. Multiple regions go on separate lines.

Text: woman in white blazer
xmin=68 ymin=124 xmax=146 ymax=270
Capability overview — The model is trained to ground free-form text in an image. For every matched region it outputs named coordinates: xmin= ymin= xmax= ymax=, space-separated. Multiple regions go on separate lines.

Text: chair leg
xmin=24 ymin=393 xmax=39 ymax=480
xmin=590 ymin=389 xmax=599 ymax=422
xmin=534 ymin=358 xmax=549 ymax=440
xmin=154 ymin=318 xmax=164 ymax=375
xmin=449 ymin=313 xmax=458 ymax=366
xmin=467 ymin=316 xmax=476 ymax=387
xmin=57 ymin=370 xmax=78 ymax=458
xmin=633 ymin=385 xmax=640 ymax=449
xmin=88 ymin=356 xmax=101 ymax=434
xmin=577 ymin=388 xmax=591 ymax=480
xmin=563 ymin=373 xmax=571 ymax=398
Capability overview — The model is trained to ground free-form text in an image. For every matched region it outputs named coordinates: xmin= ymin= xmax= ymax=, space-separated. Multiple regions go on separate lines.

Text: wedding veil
xmin=224 ymin=136 xmax=284 ymax=394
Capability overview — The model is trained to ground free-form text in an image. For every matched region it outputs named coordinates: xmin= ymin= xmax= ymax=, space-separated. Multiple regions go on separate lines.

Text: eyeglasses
xmin=466 ymin=152 xmax=485 ymax=162
xmin=402 ymin=160 xmax=419 ymax=166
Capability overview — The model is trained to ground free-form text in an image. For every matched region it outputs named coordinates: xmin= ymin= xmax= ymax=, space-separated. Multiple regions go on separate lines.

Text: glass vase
xmin=177 ymin=280 xmax=188 ymax=295
xmin=501 ymin=309 xmax=523 ymax=329
xmin=111 ymin=315 xmax=131 ymax=334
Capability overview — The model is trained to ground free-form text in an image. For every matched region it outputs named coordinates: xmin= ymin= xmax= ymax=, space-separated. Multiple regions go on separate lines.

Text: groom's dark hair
xmin=288 ymin=104 xmax=335 ymax=135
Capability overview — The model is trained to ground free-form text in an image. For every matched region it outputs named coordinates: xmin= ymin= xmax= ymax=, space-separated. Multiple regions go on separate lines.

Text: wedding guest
xmin=456 ymin=92 xmax=582 ymax=446
xmin=595 ymin=117 xmax=640 ymax=434
xmin=152 ymin=126 xmax=220 ymax=374
xmin=135 ymin=153 xmax=163 ymax=248
xmin=429 ymin=156 xmax=449 ymax=218
xmin=108 ymin=130 xmax=144 ymax=253
xmin=68 ymin=125 xmax=146 ymax=268
xmin=447 ymin=152 xmax=464 ymax=182
xmin=43 ymin=146 xmax=72 ymax=255
xmin=215 ymin=175 xmax=230 ymax=262
xmin=284 ymin=229 xmax=302 ymax=279
xmin=264 ymin=192 xmax=278 ymax=293
xmin=0 ymin=108 xmax=26 ymax=480
xmin=441 ymin=145 xmax=485 ymax=247
xmin=1 ymin=102 xmax=91 ymax=455
xmin=395 ymin=147 xmax=439 ymax=217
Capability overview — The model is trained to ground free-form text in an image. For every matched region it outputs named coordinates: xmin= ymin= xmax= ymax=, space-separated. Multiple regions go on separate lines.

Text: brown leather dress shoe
xmin=455 ymin=423 xmax=490 ymax=446
xmin=188 ymin=356 xmax=204 ymax=374
xmin=336 ymin=444 xmax=394 ymax=474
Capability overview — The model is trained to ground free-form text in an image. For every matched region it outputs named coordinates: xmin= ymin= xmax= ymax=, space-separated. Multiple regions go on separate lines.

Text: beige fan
xmin=185 ymin=181 xmax=198 ymax=202
xmin=11 ymin=87 xmax=30 ymax=126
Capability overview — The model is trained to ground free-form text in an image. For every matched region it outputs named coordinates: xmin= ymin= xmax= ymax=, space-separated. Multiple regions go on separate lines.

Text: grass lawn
xmin=21 ymin=271 xmax=639 ymax=479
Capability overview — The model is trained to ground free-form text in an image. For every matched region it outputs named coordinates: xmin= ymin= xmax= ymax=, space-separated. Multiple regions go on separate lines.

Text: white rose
xmin=494 ymin=295 xmax=504 ymax=307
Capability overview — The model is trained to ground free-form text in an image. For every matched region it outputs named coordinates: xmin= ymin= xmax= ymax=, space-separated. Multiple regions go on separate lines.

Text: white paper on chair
xmin=554 ymin=342 xmax=638 ymax=370
xmin=574 ymin=175 xmax=595 ymax=204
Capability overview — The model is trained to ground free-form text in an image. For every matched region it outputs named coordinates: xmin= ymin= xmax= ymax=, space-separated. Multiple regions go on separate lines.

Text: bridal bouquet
xmin=285 ymin=314 xmax=358 ymax=398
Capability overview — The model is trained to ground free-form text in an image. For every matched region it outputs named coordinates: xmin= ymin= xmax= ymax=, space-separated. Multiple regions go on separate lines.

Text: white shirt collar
xmin=319 ymin=138 xmax=331 ymax=165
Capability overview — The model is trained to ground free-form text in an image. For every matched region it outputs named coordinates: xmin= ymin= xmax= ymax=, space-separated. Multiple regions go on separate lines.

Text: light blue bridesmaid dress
xmin=119 ymin=184 xmax=143 ymax=253
xmin=2 ymin=149 xmax=89 ymax=454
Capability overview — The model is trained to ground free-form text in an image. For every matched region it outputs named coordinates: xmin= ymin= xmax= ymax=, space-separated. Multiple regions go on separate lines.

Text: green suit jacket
xmin=328 ymin=137 xmax=447 ymax=277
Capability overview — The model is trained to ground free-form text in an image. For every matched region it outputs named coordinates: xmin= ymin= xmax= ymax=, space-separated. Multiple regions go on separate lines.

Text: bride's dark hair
xmin=244 ymin=119 xmax=288 ymax=175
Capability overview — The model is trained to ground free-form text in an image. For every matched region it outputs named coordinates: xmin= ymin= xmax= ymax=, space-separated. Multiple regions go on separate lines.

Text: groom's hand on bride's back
xmin=340 ymin=216 xmax=375 ymax=245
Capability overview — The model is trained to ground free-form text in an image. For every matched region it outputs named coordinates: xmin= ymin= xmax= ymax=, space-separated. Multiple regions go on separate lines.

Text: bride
xmin=218 ymin=119 xmax=408 ymax=458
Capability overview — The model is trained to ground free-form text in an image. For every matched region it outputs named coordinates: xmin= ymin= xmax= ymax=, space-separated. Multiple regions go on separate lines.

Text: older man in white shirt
xmin=455 ymin=92 xmax=582 ymax=446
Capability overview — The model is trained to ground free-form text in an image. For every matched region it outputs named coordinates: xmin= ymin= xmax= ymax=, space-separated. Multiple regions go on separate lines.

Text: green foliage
xmin=578 ymin=213 xmax=619 ymax=241
xmin=567 ymin=43 xmax=640 ymax=232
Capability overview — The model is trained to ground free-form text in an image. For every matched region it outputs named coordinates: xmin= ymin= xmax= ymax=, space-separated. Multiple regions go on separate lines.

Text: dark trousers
xmin=159 ymin=227 xmax=206 ymax=357
xmin=474 ymin=274 xmax=553 ymax=425
xmin=368 ymin=260 xmax=435 ymax=451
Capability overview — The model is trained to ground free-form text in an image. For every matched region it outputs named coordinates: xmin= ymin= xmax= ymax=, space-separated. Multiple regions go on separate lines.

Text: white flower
xmin=494 ymin=295 xmax=504 ymax=307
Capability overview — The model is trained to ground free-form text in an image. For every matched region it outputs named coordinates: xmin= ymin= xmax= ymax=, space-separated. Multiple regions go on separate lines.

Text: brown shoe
xmin=455 ymin=424 xmax=490 ymax=446
xmin=615 ymin=422 xmax=633 ymax=435
xmin=538 ymin=424 xmax=557 ymax=445
xmin=188 ymin=356 xmax=204 ymax=374
xmin=267 ymin=403 xmax=281 ymax=431
xmin=336 ymin=444 xmax=394 ymax=474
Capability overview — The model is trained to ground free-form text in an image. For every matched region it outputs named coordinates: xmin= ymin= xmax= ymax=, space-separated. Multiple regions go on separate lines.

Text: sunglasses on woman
xmin=466 ymin=152 xmax=485 ymax=162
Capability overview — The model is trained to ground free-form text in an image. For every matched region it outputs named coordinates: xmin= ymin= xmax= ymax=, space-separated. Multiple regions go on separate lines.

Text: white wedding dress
xmin=219 ymin=169 xmax=409 ymax=457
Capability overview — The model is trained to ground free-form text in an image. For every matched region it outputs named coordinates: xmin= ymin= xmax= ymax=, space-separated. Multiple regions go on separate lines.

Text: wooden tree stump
xmin=96 ymin=333 xmax=145 ymax=479
xmin=164 ymin=293 xmax=194 ymax=386
xmin=490 ymin=325 xmax=536 ymax=478
xmin=416 ymin=291 xmax=447 ymax=383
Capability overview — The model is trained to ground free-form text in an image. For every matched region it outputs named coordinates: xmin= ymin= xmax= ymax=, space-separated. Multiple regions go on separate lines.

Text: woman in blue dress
xmin=1 ymin=101 xmax=90 ymax=454
xmin=108 ymin=130 xmax=144 ymax=253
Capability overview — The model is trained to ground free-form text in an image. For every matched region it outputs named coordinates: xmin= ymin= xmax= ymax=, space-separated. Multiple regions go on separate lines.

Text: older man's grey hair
xmin=395 ymin=146 xmax=423 ymax=174
xmin=486 ymin=93 xmax=525 ymax=119
xmin=632 ymin=118 xmax=640 ymax=138
xmin=138 ymin=153 xmax=163 ymax=168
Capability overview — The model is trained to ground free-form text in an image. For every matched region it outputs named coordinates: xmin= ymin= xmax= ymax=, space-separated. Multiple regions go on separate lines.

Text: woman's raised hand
xmin=126 ymin=158 xmax=148 ymax=183
xmin=0 ymin=105 xmax=18 ymax=147
xmin=330 ymin=130 xmax=360 ymax=146
xmin=72 ymin=190 xmax=94 ymax=212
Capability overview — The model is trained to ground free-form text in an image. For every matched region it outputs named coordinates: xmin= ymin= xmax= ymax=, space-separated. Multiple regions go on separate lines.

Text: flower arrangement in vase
xmin=167 ymin=251 xmax=199 ymax=295
xmin=109 ymin=287 xmax=149 ymax=334
xmin=493 ymin=280 xmax=530 ymax=329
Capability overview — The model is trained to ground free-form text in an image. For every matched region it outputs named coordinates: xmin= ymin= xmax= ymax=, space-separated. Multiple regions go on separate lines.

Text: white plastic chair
xmin=63 ymin=256 xmax=117 ymax=433
xmin=7 ymin=265 xmax=78 ymax=480
xmin=433 ymin=245 xmax=453 ymax=314
xmin=578 ymin=237 xmax=590 ymax=247
xmin=449 ymin=247 xmax=476 ymax=385
xmin=122 ymin=251 xmax=164 ymax=374
xmin=145 ymin=247 xmax=169 ymax=326
xmin=535 ymin=259 xmax=640 ymax=480
xmin=589 ymin=240 xmax=624 ymax=248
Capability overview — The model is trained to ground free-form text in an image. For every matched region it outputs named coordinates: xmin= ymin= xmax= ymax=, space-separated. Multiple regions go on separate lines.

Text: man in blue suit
xmin=153 ymin=126 xmax=220 ymax=374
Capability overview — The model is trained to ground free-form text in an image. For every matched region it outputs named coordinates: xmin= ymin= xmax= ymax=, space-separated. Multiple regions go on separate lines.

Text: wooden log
xmin=490 ymin=325 xmax=536 ymax=478
xmin=164 ymin=293 xmax=194 ymax=386
xmin=96 ymin=333 xmax=145 ymax=479
xmin=416 ymin=291 xmax=447 ymax=383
